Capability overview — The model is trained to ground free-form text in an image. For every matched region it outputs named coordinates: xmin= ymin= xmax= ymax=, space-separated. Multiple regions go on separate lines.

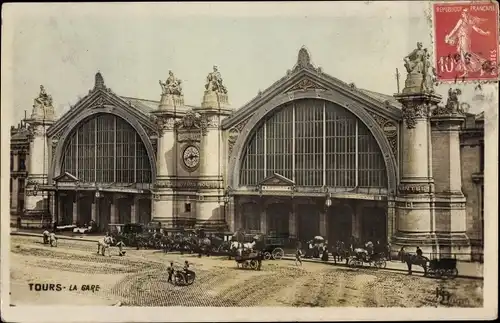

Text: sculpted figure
xmin=159 ymin=70 xmax=182 ymax=96
xmin=404 ymin=42 xmax=426 ymax=75
xmin=34 ymin=85 xmax=53 ymax=108
xmin=421 ymin=49 xmax=436 ymax=93
xmin=205 ymin=65 xmax=227 ymax=94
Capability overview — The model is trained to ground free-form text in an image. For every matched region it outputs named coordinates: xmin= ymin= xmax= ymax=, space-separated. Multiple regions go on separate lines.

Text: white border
xmin=1 ymin=1 xmax=498 ymax=322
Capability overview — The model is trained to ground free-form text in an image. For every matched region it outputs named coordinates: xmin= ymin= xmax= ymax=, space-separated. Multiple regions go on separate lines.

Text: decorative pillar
xmin=194 ymin=66 xmax=233 ymax=227
xmin=289 ymin=203 xmax=297 ymax=239
xmin=352 ymin=204 xmax=363 ymax=242
xmin=10 ymin=177 xmax=18 ymax=212
xmin=260 ymin=205 xmax=267 ymax=234
xmin=110 ymin=194 xmax=118 ymax=224
xmin=319 ymin=210 xmax=327 ymax=238
xmin=131 ymin=196 xmax=138 ymax=224
xmin=387 ymin=199 xmax=396 ymax=243
xmin=72 ymin=195 xmax=79 ymax=225
xmin=24 ymin=85 xmax=56 ymax=227
xmin=392 ymin=42 xmax=441 ymax=257
xmin=429 ymin=89 xmax=471 ymax=260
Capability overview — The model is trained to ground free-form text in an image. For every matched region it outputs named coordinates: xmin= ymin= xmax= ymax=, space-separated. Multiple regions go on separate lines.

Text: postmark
xmin=433 ymin=1 xmax=499 ymax=82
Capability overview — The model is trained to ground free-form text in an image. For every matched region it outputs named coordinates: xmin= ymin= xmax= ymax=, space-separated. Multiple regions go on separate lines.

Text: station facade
xmin=9 ymin=47 xmax=484 ymax=259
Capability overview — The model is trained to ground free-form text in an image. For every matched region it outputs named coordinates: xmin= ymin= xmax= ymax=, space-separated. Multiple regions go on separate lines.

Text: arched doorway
xmin=267 ymin=203 xmax=289 ymax=236
xmin=327 ymin=204 xmax=352 ymax=244
xmin=361 ymin=207 xmax=387 ymax=244
xmin=296 ymin=203 xmax=320 ymax=242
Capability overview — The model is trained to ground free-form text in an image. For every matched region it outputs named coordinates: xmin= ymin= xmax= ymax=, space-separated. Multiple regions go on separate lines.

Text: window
xmin=184 ymin=203 xmax=191 ymax=213
xmin=240 ymin=99 xmax=387 ymax=188
xmin=61 ymin=114 xmax=152 ymax=183
xmin=19 ymin=153 xmax=26 ymax=171
xmin=18 ymin=200 xmax=24 ymax=213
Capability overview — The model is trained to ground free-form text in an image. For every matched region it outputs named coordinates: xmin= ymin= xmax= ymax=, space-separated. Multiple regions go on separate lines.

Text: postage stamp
xmin=433 ymin=1 xmax=500 ymax=82
xmin=1 ymin=1 xmax=497 ymax=322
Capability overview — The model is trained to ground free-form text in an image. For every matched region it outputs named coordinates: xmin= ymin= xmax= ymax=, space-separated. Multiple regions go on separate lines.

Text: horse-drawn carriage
xmin=234 ymin=249 xmax=262 ymax=270
xmin=171 ymin=262 xmax=197 ymax=286
xmin=261 ymin=236 xmax=285 ymax=260
xmin=347 ymin=248 xmax=387 ymax=269
xmin=426 ymin=257 xmax=458 ymax=279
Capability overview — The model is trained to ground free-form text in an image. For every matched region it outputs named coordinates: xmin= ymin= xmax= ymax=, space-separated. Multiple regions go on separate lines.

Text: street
xmin=9 ymin=236 xmax=483 ymax=307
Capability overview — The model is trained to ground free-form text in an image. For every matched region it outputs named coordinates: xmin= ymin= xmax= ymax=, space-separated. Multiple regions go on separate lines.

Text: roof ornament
xmin=292 ymin=46 xmax=319 ymax=73
xmin=94 ymin=71 xmax=105 ymax=90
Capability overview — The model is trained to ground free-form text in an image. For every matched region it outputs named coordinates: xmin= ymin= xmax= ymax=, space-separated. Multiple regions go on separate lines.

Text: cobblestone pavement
xmin=9 ymin=236 xmax=483 ymax=307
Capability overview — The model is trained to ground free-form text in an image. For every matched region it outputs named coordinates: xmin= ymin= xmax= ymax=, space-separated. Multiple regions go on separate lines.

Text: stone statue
xmin=205 ymin=65 xmax=227 ymax=94
xmin=159 ymin=70 xmax=182 ymax=96
xmin=421 ymin=49 xmax=436 ymax=93
xmin=404 ymin=42 xmax=426 ymax=75
xmin=432 ymin=88 xmax=465 ymax=116
xmin=34 ymin=85 xmax=53 ymax=108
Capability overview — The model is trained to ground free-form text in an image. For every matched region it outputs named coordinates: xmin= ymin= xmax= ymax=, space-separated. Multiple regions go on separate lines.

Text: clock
xmin=182 ymin=145 xmax=200 ymax=169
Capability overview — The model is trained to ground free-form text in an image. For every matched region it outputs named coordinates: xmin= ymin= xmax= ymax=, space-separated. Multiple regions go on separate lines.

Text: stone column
xmin=13 ymin=153 xmax=19 ymax=172
xmin=91 ymin=199 xmax=97 ymax=223
xmin=392 ymin=60 xmax=442 ymax=257
xmin=226 ymin=197 xmax=235 ymax=232
xmin=387 ymin=199 xmax=396 ymax=243
xmin=110 ymin=194 xmax=118 ymax=224
xmin=430 ymin=95 xmax=471 ymax=260
xmin=151 ymin=114 xmax=176 ymax=227
xmin=131 ymin=196 xmax=138 ymax=224
xmin=72 ymin=195 xmax=79 ymax=225
xmin=319 ymin=210 xmax=327 ymax=238
xmin=10 ymin=177 xmax=18 ymax=212
xmin=289 ymin=205 xmax=297 ymax=239
xmin=58 ymin=193 xmax=64 ymax=224
xmin=352 ymin=204 xmax=362 ymax=241
xmin=260 ymin=207 xmax=267 ymax=234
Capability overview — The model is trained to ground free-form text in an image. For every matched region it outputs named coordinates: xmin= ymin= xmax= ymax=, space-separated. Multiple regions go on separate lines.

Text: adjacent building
xmin=9 ymin=47 xmax=484 ymax=259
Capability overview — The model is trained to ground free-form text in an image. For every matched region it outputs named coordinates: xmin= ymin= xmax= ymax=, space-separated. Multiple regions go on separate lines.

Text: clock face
xmin=183 ymin=146 xmax=200 ymax=169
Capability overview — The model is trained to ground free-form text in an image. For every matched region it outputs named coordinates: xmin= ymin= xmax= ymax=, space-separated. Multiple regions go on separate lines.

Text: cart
xmin=427 ymin=258 xmax=458 ymax=279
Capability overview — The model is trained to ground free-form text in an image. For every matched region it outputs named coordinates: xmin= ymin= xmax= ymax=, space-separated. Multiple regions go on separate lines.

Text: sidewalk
xmin=281 ymin=255 xmax=483 ymax=280
xmin=10 ymin=230 xmax=483 ymax=280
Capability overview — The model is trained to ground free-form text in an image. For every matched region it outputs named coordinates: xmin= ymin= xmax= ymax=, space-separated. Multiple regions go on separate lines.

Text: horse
xmin=197 ymin=237 xmax=212 ymax=257
xmin=97 ymin=236 xmax=114 ymax=257
xmin=331 ymin=241 xmax=350 ymax=264
xmin=403 ymin=253 xmax=429 ymax=276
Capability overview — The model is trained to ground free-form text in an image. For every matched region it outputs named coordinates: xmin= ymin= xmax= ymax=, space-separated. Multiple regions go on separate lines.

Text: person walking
xmin=295 ymin=247 xmax=303 ymax=266
xmin=386 ymin=242 xmax=392 ymax=261
xmin=49 ymin=231 xmax=58 ymax=247
xmin=167 ymin=261 xmax=174 ymax=283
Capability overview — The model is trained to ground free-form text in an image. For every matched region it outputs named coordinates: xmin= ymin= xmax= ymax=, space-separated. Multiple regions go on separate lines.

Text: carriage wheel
xmin=446 ymin=268 xmax=458 ymax=280
xmin=348 ymin=257 xmax=356 ymax=268
xmin=375 ymin=259 xmax=387 ymax=269
xmin=272 ymin=248 xmax=284 ymax=260
xmin=249 ymin=260 xmax=258 ymax=270
xmin=263 ymin=252 xmax=272 ymax=260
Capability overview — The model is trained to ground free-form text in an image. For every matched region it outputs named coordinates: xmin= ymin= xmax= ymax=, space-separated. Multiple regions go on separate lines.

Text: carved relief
xmin=291 ymin=47 xmax=322 ymax=73
xmin=153 ymin=115 xmax=175 ymax=135
xmin=432 ymin=88 xmax=467 ymax=116
xmin=367 ymin=112 xmax=398 ymax=158
xmin=398 ymin=183 xmax=431 ymax=194
xmin=155 ymin=179 xmax=222 ymax=190
xmin=402 ymin=102 xmax=429 ymax=129
xmin=287 ymin=78 xmax=326 ymax=92
xmin=227 ymin=118 xmax=250 ymax=159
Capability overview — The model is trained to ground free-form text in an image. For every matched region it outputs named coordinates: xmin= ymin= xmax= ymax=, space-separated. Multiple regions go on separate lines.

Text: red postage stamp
xmin=433 ymin=1 xmax=499 ymax=82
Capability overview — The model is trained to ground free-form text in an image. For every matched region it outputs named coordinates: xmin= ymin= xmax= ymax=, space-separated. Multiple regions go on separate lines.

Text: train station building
xmin=9 ymin=47 xmax=484 ymax=259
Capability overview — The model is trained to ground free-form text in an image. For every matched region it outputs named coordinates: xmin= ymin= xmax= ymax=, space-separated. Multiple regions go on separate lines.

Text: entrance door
xmin=99 ymin=196 xmax=111 ymax=231
xmin=361 ymin=207 xmax=387 ymax=244
xmin=296 ymin=203 xmax=320 ymax=242
xmin=78 ymin=196 xmax=92 ymax=226
xmin=138 ymin=199 xmax=151 ymax=224
xmin=267 ymin=203 xmax=290 ymax=237
xmin=327 ymin=205 xmax=352 ymax=245
xmin=241 ymin=203 xmax=260 ymax=233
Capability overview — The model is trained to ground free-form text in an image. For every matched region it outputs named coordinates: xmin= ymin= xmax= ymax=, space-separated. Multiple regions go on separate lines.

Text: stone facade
xmin=9 ymin=47 xmax=484 ymax=260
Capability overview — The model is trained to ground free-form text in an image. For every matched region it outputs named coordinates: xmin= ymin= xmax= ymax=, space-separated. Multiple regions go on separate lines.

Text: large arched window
xmin=62 ymin=114 xmax=152 ymax=183
xmin=240 ymin=99 xmax=387 ymax=188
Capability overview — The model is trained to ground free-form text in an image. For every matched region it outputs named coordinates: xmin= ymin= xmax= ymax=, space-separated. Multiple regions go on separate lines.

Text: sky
xmin=2 ymin=1 xmax=497 ymax=125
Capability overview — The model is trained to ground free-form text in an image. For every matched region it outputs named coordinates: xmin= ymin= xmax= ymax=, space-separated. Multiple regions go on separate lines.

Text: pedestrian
xmin=53 ymin=220 xmax=57 ymax=233
xmin=295 ymin=247 xmax=303 ymax=266
xmin=167 ymin=261 xmax=174 ymax=283
xmin=116 ymin=240 xmax=126 ymax=256
xmin=399 ymin=246 xmax=406 ymax=262
xmin=49 ymin=231 xmax=58 ymax=247
xmin=386 ymin=242 xmax=392 ymax=261
xmin=416 ymin=246 xmax=423 ymax=257
xmin=257 ymin=250 xmax=263 ymax=271
xmin=321 ymin=246 xmax=329 ymax=262
xmin=42 ymin=230 xmax=50 ymax=244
